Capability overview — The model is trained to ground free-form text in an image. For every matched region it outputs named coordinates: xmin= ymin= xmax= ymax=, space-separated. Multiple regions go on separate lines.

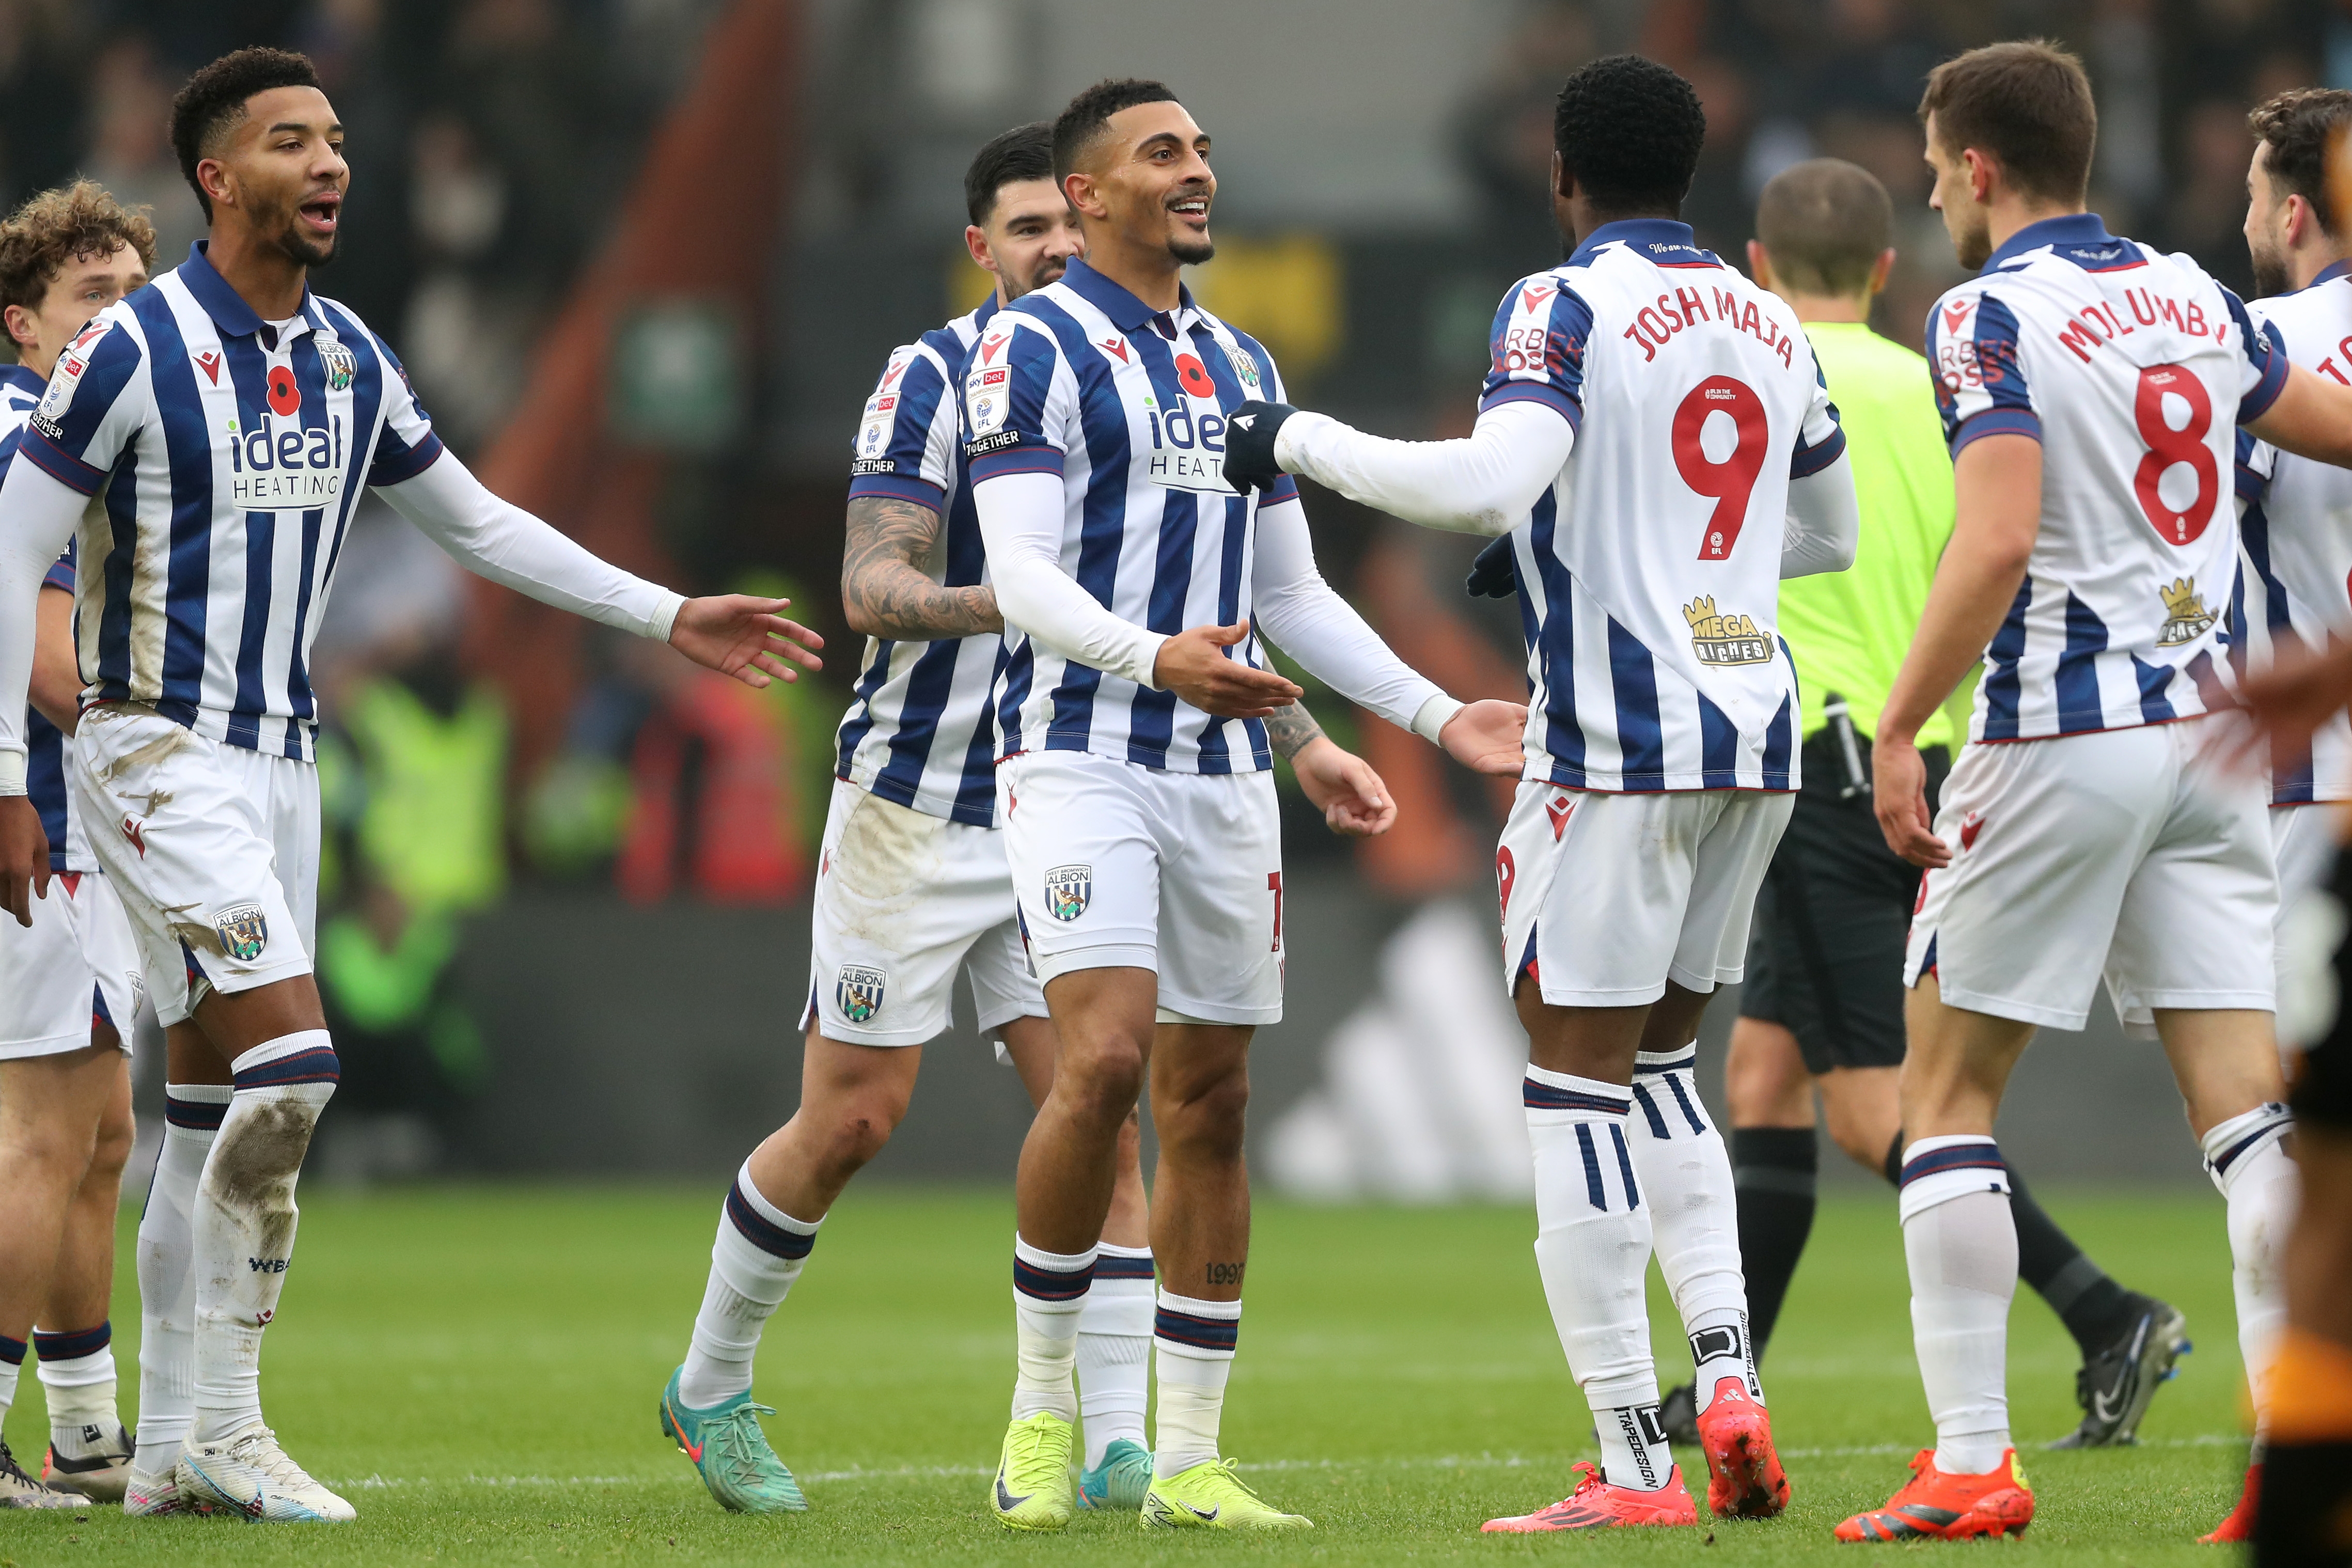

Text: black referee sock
xmin=1883 ymin=1130 xmax=2135 ymax=1354
xmin=1730 ymin=1126 xmax=1818 ymax=1365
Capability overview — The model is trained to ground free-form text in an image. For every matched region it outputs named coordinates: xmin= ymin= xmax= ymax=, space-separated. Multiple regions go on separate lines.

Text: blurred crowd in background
xmin=1 ymin=0 xmax=2337 ymax=1161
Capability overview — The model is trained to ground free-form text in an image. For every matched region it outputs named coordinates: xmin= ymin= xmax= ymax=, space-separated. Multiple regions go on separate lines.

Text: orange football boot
xmin=1694 ymin=1376 xmax=1790 ymax=1518
xmin=2198 ymin=1462 xmax=2257 ymax=1544
xmin=1834 ymin=1448 xmax=2034 ymax=1543
xmin=1482 ymin=1462 xmax=1699 ymax=1532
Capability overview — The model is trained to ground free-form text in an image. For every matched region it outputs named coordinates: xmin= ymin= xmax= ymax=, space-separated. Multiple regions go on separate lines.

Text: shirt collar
xmin=1981 ymin=212 xmax=2115 ymax=274
xmin=1566 ymin=217 xmax=1710 ymax=270
xmin=972 ymin=292 xmax=1000 ymax=330
xmin=1055 ymin=256 xmax=1200 ymax=334
xmin=179 ymin=241 xmax=327 ymax=347
xmin=0 ymin=362 xmax=44 ymax=396
xmin=2304 ymin=258 xmax=2352 ymax=292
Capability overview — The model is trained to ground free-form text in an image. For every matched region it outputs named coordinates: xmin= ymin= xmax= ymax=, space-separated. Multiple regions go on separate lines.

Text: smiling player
xmin=967 ymin=79 xmax=1525 ymax=1532
xmin=0 ymin=48 xmax=823 ymax=1522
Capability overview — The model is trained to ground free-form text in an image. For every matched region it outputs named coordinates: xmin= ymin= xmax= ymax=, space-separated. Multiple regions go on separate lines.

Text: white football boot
xmin=176 ymin=1425 xmax=354 ymax=1522
xmin=123 ymin=1461 xmax=209 ymax=1516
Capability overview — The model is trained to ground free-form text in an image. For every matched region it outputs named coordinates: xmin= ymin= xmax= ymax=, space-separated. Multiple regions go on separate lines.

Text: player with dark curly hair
xmin=1228 ymin=52 xmax=1859 ymax=1532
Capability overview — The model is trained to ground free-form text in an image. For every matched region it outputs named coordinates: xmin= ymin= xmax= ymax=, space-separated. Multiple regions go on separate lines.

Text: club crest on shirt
xmin=315 ymin=330 xmax=356 ymax=393
xmin=1043 ymin=864 xmax=1092 ymax=922
xmin=836 ymin=964 xmax=887 ymax=1024
xmin=2157 ymin=576 xmax=2216 ymax=647
xmin=1223 ymin=343 xmax=1261 ymax=391
xmin=1683 ymin=596 xmax=1773 ymax=666
xmin=213 ymin=902 xmax=269 ymax=962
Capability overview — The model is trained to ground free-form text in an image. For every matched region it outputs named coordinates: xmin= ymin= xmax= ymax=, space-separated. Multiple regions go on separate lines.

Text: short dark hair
xmin=0 ymin=181 xmax=158 ymax=329
xmin=170 ymin=47 xmax=324 ymax=221
xmin=1553 ymin=55 xmax=1707 ymax=217
xmin=1919 ymin=40 xmax=2096 ymax=207
xmin=1052 ymin=78 xmax=1179 ymax=186
xmin=2251 ymin=87 xmax=2352 ymax=237
xmin=965 ymin=122 xmax=1056 ymax=227
xmin=1756 ymin=159 xmax=1892 ymax=297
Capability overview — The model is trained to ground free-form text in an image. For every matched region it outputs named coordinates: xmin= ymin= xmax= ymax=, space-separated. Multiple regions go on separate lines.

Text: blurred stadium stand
xmin=40 ymin=0 xmax=2315 ymax=1185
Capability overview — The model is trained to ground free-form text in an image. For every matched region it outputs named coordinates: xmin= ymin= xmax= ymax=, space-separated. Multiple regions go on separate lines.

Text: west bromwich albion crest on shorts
xmin=213 ymin=902 xmax=270 ymax=962
xmin=835 ymin=964 xmax=887 ymax=1024
xmin=1043 ymin=864 xmax=1091 ymax=922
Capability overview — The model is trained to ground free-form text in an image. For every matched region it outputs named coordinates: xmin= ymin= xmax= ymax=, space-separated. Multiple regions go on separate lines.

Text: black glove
xmin=1222 ymin=400 xmax=1297 ymax=493
xmin=1465 ymin=535 xmax=1518 ymax=599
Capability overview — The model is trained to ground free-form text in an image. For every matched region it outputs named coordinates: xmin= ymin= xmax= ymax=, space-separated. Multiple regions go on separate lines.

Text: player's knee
xmin=1 ymin=1116 xmax=97 ymax=1183
xmin=87 ymin=1099 xmax=135 ymax=1179
xmin=1158 ymin=1071 xmax=1249 ymax=1162
xmin=1056 ymin=1040 xmax=1146 ymax=1122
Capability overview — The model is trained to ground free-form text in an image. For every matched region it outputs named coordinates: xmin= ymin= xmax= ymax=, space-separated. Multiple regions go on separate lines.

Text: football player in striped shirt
xmin=0 ymin=49 xmax=822 ymax=1523
xmin=662 ymin=122 xmax=1156 ymax=1518
xmin=966 ymin=79 xmax=1526 ymax=1533
xmin=0 ymin=181 xmax=152 ymax=1510
xmin=1227 ymin=53 xmax=1855 ymax=1532
xmin=1849 ymin=44 xmax=2352 ymax=1543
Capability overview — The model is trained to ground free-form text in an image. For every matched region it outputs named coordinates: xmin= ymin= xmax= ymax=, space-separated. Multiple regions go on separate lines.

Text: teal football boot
xmin=659 ymin=1367 xmax=808 ymax=1514
xmin=1077 ymin=1438 xmax=1154 ymax=1512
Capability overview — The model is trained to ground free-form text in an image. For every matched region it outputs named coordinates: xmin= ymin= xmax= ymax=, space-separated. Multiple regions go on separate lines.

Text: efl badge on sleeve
xmin=213 ymin=903 xmax=270 ymax=962
xmin=836 ymin=965 xmax=887 ymax=1024
xmin=316 ymin=331 xmax=357 ymax=392
xmin=1043 ymin=864 xmax=1092 ymax=923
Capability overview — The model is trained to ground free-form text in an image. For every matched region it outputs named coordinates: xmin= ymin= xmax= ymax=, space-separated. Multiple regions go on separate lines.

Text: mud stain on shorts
xmin=829 ymin=790 xmax=946 ymax=947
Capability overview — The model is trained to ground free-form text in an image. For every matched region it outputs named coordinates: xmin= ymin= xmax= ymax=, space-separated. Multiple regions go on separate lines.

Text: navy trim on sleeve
xmin=1262 ymin=474 xmax=1300 ymax=507
xmin=19 ymin=429 xmax=106 ymax=494
xmin=1950 ymin=407 xmax=2043 ymax=454
xmin=969 ymin=446 xmax=1065 ymax=484
xmin=1478 ymin=381 xmax=1584 ymax=428
xmin=846 ymin=472 xmax=947 ymax=508
xmin=1790 ymin=422 xmax=1847 ymax=479
xmin=368 ymin=429 xmax=445 ymax=488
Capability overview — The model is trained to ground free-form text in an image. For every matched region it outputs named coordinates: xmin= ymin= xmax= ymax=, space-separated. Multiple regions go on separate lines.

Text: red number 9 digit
xmin=1673 ymin=375 xmax=1769 ymax=560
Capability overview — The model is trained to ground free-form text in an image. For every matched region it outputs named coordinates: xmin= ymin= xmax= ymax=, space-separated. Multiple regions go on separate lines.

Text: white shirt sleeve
xmin=1250 ymin=495 xmax=1459 ymax=739
xmin=974 ymin=470 xmax=1168 ymax=688
xmin=0 ymin=459 xmax=93 ymax=791
xmin=1270 ymin=400 xmax=1576 ymax=537
xmin=378 ymin=451 xmax=684 ymax=642
xmin=1781 ymin=450 xmax=1860 ymax=579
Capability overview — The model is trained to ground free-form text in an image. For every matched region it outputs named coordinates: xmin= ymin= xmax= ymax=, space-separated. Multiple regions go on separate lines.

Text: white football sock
xmin=2202 ymin=1102 xmax=2296 ymax=1423
xmin=1077 ymin=1245 xmax=1153 ymax=1469
xmin=1152 ymin=1291 xmax=1240 ymax=1478
xmin=1899 ymin=1136 xmax=2016 ymax=1475
xmin=192 ymin=1032 xmax=338 ymax=1446
xmin=0 ymin=1338 xmax=21 ymax=1426
xmin=1011 ymin=1236 xmax=1095 ymax=1423
xmin=1525 ymin=1065 xmax=1670 ymax=1489
xmin=35 ymin=1324 xmax=119 ymax=1446
xmin=136 ymin=1084 xmax=227 ymax=1474
xmin=678 ymin=1163 xmax=821 ymax=1408
xmin=1628 ymin=1045 xmax=1760 ymax=1413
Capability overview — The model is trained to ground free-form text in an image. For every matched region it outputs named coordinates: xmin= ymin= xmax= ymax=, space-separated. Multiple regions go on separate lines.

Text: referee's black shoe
xmin=2047 ymin=1294 xmax=2191 ymax=1449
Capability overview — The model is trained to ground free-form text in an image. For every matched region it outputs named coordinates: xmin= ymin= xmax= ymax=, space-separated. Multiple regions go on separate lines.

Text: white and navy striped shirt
xmin=2234 ymin=261 xmax=2352 ymax=805
xmin=1 ymin=364 xmax=87 ymax=871
xmin=1926 ymin=215 xmax=2284 ymax=742
xmin=1485 ymin=221 xmax=1843 ymax=792
xmin=959 ymin=258 xmax=1297 ymax=773
xmin=834 ymin=298 xmax=1005 ymax=826
xmin=21 ymin=242 xmax=441 ymax=762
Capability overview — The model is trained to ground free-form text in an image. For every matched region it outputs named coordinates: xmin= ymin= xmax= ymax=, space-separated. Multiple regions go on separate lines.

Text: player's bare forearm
xmin=1878 ymin=435 xmax=2041 ymax=743
xmin=2247 ymin=360 xmax=2352 ymax=471
xmin=1264 ymin=700 xmax=1325 ymax=761
xmin=29 ymin=587 xmax=79 ymax=735
xmin=841 ymin=495 xmax=1002 ymax=640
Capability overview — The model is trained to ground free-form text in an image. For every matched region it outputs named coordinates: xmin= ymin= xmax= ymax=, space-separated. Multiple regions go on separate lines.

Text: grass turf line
xmin=0 ymin=1186 xmax=2249 ymax=1564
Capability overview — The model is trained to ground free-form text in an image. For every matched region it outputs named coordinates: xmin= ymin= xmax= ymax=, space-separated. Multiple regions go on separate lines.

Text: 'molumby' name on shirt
xmin=1620 ymin=282 xmax=1797 ymax=367
xmin=225 ymin=412 xmax=346 ymax=504
xmin=2053 ymin=288 xmax=2235 ymax=363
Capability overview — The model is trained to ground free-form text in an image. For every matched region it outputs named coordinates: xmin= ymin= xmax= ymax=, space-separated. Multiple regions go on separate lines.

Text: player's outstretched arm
xmin=1250 ymin=494 xmax=1527 ymax=775
xmin=2245 ymin=359 xmax=2352 ymax=470
xmin=841 ymin=493 xmax=1000 ymax=640
xmin=0 ymin=456 xmax=89 ymax=924
xmin=1224 ymin=400 xmax=1574 ymax=536
xmin=1264 ymin=702 xmax=1393 ymax=837
xmin=29 ymin=583 xmax=79 ymax=735
xmin=379 ymin=452 xmax=821 ymax=689
xmin=1781 ymin=452 xmax=1860 ymax=578
xmin=2235 ymin=634 xmax=2352 ymax=773
xmin=974 ymin=468 xmax=1300 ymax=717
xmin=1871 ymin=433 xmax=2043 ymax=869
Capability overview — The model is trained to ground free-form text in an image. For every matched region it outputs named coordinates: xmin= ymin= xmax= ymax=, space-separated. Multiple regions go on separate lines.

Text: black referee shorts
xmin=2298 ymin=837 xmax=2352 ymax=1131
xmin=1738 ymin=733 xmax=1949 ymax=1076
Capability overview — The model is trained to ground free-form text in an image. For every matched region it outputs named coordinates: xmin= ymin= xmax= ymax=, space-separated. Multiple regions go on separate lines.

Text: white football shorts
xmin=70 ymin=704 xmax=320 ymax=1027
xmin=0 ymin=869 xmax=139 ymax=1058
xmin=1497 ymin=782 xmax=1793 ymax=1007
xmin=1905 ymin=718 xmax=2276 ymax=1032
xmin=998 ymin=750 xmax=1284 ymax=1026
xmin=800 ymin=779 xmax=1045 ymax=1047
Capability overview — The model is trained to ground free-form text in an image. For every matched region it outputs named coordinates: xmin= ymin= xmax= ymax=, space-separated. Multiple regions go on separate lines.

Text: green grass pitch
xmin=0 ymin=1184 xmax=2251 ymax=1564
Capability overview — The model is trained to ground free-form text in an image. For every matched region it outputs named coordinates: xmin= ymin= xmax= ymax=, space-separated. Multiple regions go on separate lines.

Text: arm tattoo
xmin=1265 ymin=700 xmax=1325 ymax=760
xmin=840 ymin=494 xmax=1002 ymax=640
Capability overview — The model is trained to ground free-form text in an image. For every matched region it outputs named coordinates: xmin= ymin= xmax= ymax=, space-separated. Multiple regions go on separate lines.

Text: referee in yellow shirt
xmin=1674 ymin=160 xmax=2180 ymax=1448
